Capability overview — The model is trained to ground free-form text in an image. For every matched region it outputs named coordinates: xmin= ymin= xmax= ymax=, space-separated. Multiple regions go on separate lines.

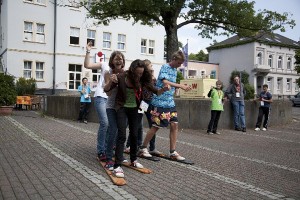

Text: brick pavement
xmin=0 ymin=107 xmax=299 ymax=200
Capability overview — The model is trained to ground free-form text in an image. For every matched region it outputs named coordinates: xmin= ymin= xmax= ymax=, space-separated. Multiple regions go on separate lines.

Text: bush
xmin=244 ymin=84 xmax=255 ymax=100
xmin=0 ymin=73 xmax=17 ymax=106
xmin=16 ymin=77 xmax=36 ymax=95
xmin=176 ymin=71 xmax=184 ymax=83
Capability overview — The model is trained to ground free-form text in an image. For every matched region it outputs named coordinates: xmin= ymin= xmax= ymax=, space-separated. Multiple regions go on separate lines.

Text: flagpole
xmin=186 ymin=39 xmax=188 ymax=79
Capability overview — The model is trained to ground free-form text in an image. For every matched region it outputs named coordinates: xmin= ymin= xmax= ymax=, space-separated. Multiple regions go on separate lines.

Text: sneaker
xmin=207 ymin=131 xmax=213 ymax=135
xmin=149 ymin=149 xmax=162 ymax=155
xmin=169 ymin=151 xmax=185 ymax=161
xmin=213 ymin=131 xmax=221 ymax=135
xmin=242 ymin=128 xmax=246 ymax=132
xmin=138 ymin=148 xmax=152 ymax=157
xmin=113 ymin=166 xmax=124 ymax=178
xmin=130 ymin=160 xmax=143 ymax=169
xmin=122 ymin=159 xmax=128 ymax=163
xmin=124 ymin=146 xmax=130 ymax=153
xmin=83 ymin=120 xmax=88 ymax=124
xmin=262 ymin=128 xmax=267 ymax=131
xmin=254 ymin=127 xmax=260 ymax=131
xmin=105 ymin=161 xmax=114 ymax=171
xmin=97 ymin=153 xmax=106 ymax=161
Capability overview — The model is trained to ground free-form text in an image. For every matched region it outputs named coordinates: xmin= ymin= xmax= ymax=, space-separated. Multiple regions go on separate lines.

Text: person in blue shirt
xmin=138 ymin=50 xmax=192 ymax=161
xmin=254 ymin=84 xmax=273 ymax=131
xmin=77 ymin=77 xmax=91 ymax=124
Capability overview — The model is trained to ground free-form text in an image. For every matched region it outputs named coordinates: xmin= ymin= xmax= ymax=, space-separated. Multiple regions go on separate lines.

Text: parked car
xmin=291 ymin=92 xmax=300 ymax=107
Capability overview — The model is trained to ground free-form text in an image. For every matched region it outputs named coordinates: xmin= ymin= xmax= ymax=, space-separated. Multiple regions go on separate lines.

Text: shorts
xmin=149 ymin=105 xmax=178 ymax=128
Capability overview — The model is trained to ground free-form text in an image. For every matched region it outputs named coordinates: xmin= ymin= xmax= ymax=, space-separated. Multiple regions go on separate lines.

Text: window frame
xmin=35 ymin=61 xmax=44 ymax=81
xmin=117 ymin=34 xmax=126 ymax=50
xmin=141 ymin=39 xmax=147 ymax=54
xmin=277 ymin=55 xmax=283 ymax=69
xmin=24 ymin=21 xmax=33 ymax=41
xmin=87 ymin=29 xmax=96 ymax=47
xmin=23 ymin=61 xmax=32 ymax=79
xmin=148 ymin=40 xmax=155 ymax=55
xmin=268 ymin=54 xmax=273 ymax=68
xmin=68 ymin=64 xmax=82 ymax=90
xmin=103 ymin=32 xmax=111 ymax=49
xmin=287 ymin=57 xmax=292 ymax=70
xmin=70 ymin=27 xmax=80 ymax=45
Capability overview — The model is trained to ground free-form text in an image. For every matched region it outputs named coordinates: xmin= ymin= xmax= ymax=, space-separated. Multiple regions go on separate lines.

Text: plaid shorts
xmin=149 ymin=106 xmax=178 ymax=128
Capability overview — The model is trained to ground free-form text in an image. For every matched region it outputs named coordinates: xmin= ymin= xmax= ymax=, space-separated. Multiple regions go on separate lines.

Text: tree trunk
xmin=165 ymin=25 xmax=179 ymax=63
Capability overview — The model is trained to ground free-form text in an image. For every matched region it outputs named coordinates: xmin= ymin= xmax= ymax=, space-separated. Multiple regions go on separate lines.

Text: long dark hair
xmin=126 ymin=59 xmax=152 ymax=90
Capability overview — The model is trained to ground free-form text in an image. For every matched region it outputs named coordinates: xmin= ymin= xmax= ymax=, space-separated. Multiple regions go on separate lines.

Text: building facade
xmin=207 ymin=33 xmax=300 ymax=98
xmin=0 ymin=0 xmax=165 ymax=94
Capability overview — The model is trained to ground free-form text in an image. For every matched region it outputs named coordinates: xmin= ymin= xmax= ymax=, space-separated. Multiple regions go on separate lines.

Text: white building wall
xmin=208 ymin=43 xmax=255 ymax=88
xmin=1 ymin=0 xmax=165 ymax=93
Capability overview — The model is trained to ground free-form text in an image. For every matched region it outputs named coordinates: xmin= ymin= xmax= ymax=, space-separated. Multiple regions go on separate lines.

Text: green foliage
xmin=229 ymin=70 xmax=249 ymax=84
xmin=244 ymin=84 xmax=255 ymax=100
xmin=0 ymin=73 xmax=17 ymax=106
xmin=295 ymin=49 xmax=300 ymax=87
xmin=82 ymin=0 xmax=295 ymax=61
xmin=229 ymin=70 xmax=254 ymax=100
xmin=176 ymin=71 xmax=184 ymax=84
xmin=188 ymin=50 xmax=208 ymax=62
xmin=16 ymin=77 xmax=37 ymax=96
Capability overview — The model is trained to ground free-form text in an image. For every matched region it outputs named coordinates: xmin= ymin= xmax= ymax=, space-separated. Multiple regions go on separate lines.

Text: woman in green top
xmin=207 ymin=80 xmax=224 ymax=135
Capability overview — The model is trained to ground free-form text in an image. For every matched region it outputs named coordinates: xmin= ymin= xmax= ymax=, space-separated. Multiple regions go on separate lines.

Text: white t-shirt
xmin=94 ymin=62 xmax=109 ymax=98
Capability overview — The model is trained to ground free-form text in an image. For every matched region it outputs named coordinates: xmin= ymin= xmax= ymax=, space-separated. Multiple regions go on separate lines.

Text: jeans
xmin=94 ymin=96 xmax=108 ymax=155
xmin=115 ymin=107 xmax=139 ymax=166
xmin=78 ymin=102 xmax=91 ymax=121
xmin=232 ymin=100 xmax=246 ymax=129
xmin=126 ymin=111 xmax=156 ymax=151
xmin=106 ymin=108 xmax=118 ymax=161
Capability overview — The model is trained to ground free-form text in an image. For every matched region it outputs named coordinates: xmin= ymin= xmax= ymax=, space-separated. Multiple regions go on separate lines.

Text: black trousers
xmin=207 ymin=110 xmax=222 ymax=133
xmin=78 ymin=102 xmax=91 ymax=121
xmin=256 ymin=107 xmax=270 ymax=128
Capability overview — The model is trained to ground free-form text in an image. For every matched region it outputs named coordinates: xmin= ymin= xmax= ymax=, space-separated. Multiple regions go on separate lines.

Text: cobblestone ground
xmin=0 ymin=107 xmax=299 ymax=200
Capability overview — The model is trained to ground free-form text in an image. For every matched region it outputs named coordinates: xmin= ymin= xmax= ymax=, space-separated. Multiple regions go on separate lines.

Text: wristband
xmin=86 ymin=50 xmax=90 ymax=53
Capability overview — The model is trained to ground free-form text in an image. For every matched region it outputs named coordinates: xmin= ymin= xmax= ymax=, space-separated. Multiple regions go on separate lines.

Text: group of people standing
xmin=78 ymin=42 xmax=273 ymax=178
xmin=79 ymin=41 xmax=191 ymax=178
xmin=206 ymin=75 xmax=273 ymax=135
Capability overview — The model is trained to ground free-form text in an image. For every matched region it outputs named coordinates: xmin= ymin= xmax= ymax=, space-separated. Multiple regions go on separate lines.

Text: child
xmin=254 ymin=84 xmax=273 ymax=131
xmin=207 ymin=80 xmax=224 ymax=135
xmin=77 ymin=77 xmax=91 ymax=124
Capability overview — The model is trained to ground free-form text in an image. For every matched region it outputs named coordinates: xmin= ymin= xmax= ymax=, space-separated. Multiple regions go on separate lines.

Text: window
xmin=277 ymin=56 xmax=282 ymax=69
xmin=277 ymin=78 xmax=282 ymax=91
xmin=70 ymin=27 xmax=80 ymax=45
xmin=87 ymin=29 xmax=96 ymax=46
xmin=201 ymin=70 xmax=206 ymax=77
xmin=287 ymin=57 xmax=291 ymax=70
xmin=141 ymin=39 xmax=147 ymax=54
xmin=256 ymin=52 xmax=262 ymax=65
xmin=268 ymin=55 xmax=273 ymax=68
xmin=24 ymin=61 xmax=32 ymax=78
xmin=24 ymin=22 xmax=45 ymax=43
xmin=36 ymin=23 xmax=45 ymax=43
xmin=24 ymin=22 xmax=33 ymax=41
xmin=36 ymin=62 xmax=44 ymax=80
xmin=267 ymin=77 xmax=272 ymax=91
xmin=148 ymin=40 xmax=155 ymax=54
xmin=188 ymin=70 xmax=197 ymax=76
xmin=92 ymin=69 xmax=100 ymax=82
xmin=103 ymin=32 xmax=111 ymax=49
xmin=286 ymin=79 xmax=291 ymax=91
xmin=117 ymin=34 xmax=126 ymax=50
xmin=68 ymin=64 xmax=82 ymax=90
xmin=36 ymin=0 xmax=46 ymax=4
xmin=295 ymin=82 xmax=299 ymax=91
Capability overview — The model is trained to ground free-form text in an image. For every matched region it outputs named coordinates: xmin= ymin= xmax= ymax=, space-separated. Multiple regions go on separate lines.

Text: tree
xmin=188 ymin=50 xmax=208 ymax=61
xmin=295 ymin=49 xmax=300 ymax=87
xmin=82 ymin=0 xmax=295 ymax=62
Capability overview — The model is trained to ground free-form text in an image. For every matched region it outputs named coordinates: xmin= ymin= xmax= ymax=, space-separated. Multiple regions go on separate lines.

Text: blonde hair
xmin=171 ymin=50 xmax=185 ymax=61
xmin=143 ymin=59 xmax=151 ymax=67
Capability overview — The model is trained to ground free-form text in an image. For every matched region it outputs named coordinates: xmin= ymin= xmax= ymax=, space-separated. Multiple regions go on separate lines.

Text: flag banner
xmin=183 ymin=43 xmax=188 ymax=67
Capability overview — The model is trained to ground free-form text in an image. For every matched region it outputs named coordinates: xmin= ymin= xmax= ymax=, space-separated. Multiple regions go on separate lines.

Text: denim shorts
xmin=149 ymin=105 xmax=178 ymax=128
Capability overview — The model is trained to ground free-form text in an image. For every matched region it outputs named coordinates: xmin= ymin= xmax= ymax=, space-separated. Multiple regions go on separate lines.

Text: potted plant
xmin=0 ymin=73 xmax=17 ymax=115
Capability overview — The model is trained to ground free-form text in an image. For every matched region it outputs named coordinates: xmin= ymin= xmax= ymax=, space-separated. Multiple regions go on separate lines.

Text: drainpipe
xmin=52 ymin=0 xmax=57 ymax=95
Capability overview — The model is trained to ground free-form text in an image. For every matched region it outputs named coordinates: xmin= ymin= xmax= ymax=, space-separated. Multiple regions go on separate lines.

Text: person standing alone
xmin=254 ymin=84 xmax=272 ymax=131
xmin=77 ymin=77 xmax=91 ymax=124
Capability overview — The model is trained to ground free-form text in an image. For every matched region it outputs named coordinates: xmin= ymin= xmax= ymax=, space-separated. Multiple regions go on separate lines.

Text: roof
xmin=207 ymin=32 xmax=300 ymax=51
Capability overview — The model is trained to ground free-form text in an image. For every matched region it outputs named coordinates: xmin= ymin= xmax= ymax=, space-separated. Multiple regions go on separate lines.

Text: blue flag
xmin=183 ymin=43 xmax=188 ymax=67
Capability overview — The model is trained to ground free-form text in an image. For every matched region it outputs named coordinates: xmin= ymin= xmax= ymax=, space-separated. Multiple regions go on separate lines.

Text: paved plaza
xmin=0 ymin=107 xmax=300 ymax=200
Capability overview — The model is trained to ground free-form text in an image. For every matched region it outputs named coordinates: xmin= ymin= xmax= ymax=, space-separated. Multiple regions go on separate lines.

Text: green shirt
xmin=124 ymin=87 xmax=137 ymax=108
xmin=210 ymin=88 xmax=224 ymax=111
